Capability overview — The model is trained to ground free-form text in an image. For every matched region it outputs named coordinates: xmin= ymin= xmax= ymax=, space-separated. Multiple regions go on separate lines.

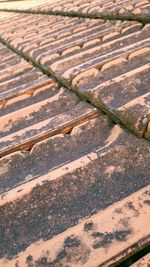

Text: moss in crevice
xmin=0 ymin=8 xmax=149 ymax=24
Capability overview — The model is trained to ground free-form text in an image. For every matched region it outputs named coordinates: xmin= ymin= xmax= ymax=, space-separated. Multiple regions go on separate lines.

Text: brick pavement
xmin=0 ymin=2 xmax=150 ymax=267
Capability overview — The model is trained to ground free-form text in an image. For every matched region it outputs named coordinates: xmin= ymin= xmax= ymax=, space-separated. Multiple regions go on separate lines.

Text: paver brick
xmin=1 ymin=186 xmax=149 ymax=267
xmin=0 ymin=3 xmax=150 ymax=266
xmin=0 ymin=0 xmax=149 ymax=21
xmin=0 ymin=115 xmax=111 ymax=194
xmin=0 ymin=43 xmax=51 ymax=102
xmin=0 ymin=126 xmax=150 ymax=263
xmin=1 ymin=13 xmax=150 ymax=137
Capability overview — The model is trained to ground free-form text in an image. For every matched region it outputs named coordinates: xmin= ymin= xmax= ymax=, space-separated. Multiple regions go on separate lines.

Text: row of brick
xmin=1 ymin=110 xmax=150 ymax=265
xmin=0 ymin=42 xmax=101 ymax=158
xmin=0 ymin=0 xmax=149 ymax=21
xmin=0 ymin=35 xmax=150 ymax=267
xmin=0 ymin=43 xmax=150 ymax=266
xmin=0 ymin=12 xmax=150 ymax=138
xmin=35 ymin=0 xmax=150 ymax=21
xmin=0 ymin=42 xmax=50 ymax=103
xmin=0 ymin=185 xmax=149 ymax=267
xmin=0 ymin=8 xmax=150 ymax=267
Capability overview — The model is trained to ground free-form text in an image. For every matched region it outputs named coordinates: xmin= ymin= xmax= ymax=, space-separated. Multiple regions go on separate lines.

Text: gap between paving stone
xmin=0 ymin=8 xmax=150 ymax=24
xmin=0 ymin=35 xmax=148 ymax=141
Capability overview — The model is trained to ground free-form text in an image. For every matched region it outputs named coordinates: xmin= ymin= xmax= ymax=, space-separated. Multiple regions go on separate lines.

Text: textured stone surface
xmin=0 ymin=124 xmax=150 ymax=262
xmin=0 ymin=12 xmax=149 ymax=136
xmin=0 ymin=2 xmax=150 ymax=266
xmin=0 ymin=183 xmax=149 ymax=266
xmin=0 ymin=100 xmax=100 ymax=157
xmin=0 ymin=0 xmax=150 ymax=21
xmin=0 ymin=43 xmax=51 ymax=102
xmin=0 ymin=115 xmax=111 ymax=194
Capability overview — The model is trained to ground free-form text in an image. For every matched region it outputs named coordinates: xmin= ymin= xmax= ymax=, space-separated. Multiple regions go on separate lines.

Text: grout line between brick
xmin=0 ymin=35 xmax=149 ymax=141
xmin=0 ymin=8 xmax=149 ymax=24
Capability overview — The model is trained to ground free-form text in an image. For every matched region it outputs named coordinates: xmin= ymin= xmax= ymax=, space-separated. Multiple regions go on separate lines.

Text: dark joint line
xmin=0 ymin=8 xmax=150 ymax=24
xmin=0 ymin=35 xmax=149 ymax=142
